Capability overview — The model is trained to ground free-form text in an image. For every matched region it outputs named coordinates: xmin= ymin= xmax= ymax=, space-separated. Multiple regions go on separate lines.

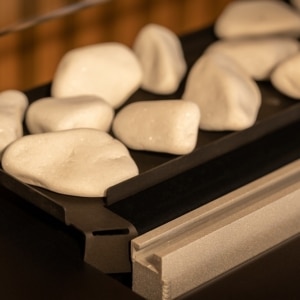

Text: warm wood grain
xmin=0 ymin=0 xmax=233 ymax=91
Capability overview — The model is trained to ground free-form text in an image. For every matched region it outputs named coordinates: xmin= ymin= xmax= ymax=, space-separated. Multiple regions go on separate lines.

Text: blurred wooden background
xmin=0 ymin=0 xmax=233 ymax=92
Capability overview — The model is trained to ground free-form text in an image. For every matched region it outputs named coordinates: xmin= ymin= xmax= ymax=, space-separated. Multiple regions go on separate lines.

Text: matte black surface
xmin=0 ymin=186 xmax=299 ymax=299
xmin=1 ymin=25 xmax=300 ymax=240
xmin=0 ymin=186 xmax=142 ymax=300
xmin=110 ymin=120 xmax=300 ymax=234
xmin=2 ymin=27 xmax=299 ymax=211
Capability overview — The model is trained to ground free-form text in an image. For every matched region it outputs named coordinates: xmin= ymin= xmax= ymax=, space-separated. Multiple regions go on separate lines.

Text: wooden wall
xmin=0 ymin=0 xmax=233 ymax=92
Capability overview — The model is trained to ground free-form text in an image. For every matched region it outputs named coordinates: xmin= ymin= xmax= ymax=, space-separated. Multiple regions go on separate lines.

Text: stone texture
xmin=113 ymin=100 xmax=200 ymax=155
xmin=26 ymin=95 xmax=114 ymax=133
xmin=2 ymin=129 xmax=139 ymax=197
xmin=133 ymin=23 xmax=187 ymax=94
xmin=51 ymin=42 xmax=142 ymax=109
xmin=215 ymin=0 xmax=300 ymax=39
xmin=182 ymin=52 xmax=261 ymax=131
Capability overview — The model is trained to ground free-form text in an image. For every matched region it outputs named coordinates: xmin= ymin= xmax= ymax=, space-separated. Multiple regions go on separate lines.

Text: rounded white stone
xmin=1 ymin=129 xmax=139 ymax=197
xmin=112 ymin=100 xmax=200 ymax=155
xmin=206 ymin=37 xmax=299 ymax=80
xmin=271 ymin=52 xmax=300 ymax=99
xmin=133 ymin=23 xmax=187 ymax=94
xmin=182 ymin=52 xmax=261 ymax=131
xmin=0 ymin=90 xmax=28 ymax=158
xmin=51 ymin=42 xmax=143 ymax=108
xmin=25 ymin=95 xmax=114 ymax=134
xmin=215 ymin=0 xmax=300 ymax=39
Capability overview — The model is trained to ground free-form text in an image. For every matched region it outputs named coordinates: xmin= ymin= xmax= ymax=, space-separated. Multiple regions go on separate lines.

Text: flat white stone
xmin=1 ymin=129 xmax=139 ymax=197
xmin=215 ymin=0 xmax=300 ymax=39
xmin=0 ymin=90 xmax=28 ymax=158
xmin=133 ymin=23 xmax=187 ymax=94
xmin=25 ymin=95 xmax=114 ymax=134
xmin=51 ymin=42 xmax=143 ymax=109
xmin=271 ymin=52 xmax=300 ymax=99
xmin=112 ymin=100 xmax=200 ymax=155
xmin=206 ymin=37 xmax=299 ymax=80
xmin=182 ymin=52 xmax=261 ymax=131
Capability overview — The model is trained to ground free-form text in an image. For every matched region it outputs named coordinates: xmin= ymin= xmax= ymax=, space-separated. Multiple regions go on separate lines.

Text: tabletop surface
xmin=1 ymin=174 xmax=299 ymax=300
xmin=0 ymin=185 xmax=143 ymax=300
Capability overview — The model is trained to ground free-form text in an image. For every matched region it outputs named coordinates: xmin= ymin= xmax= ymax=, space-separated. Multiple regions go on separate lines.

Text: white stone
xmin=206 ymin=37 xmax=299 ymax=80
xmin=0 ymin=90 xmax=28 ymax=158
xmin=112 ymin=100 xmax=200 ymax=155
xmin=133 ymin=23 xmax=187 ymax=94
xmin=270 ymin=52 xmax=300 ymax=99
xmin=215 ymin=0 xmax=300 ymax=39
xmin=1 ymin=129 xmax=139 ymax=197
xmin=51 ymin=42 xmax=143 ymax=109
xmin=182 ymin=52 xmax=261 ymax=131
xmin=25 ymin=95 xmax=114 ymax=134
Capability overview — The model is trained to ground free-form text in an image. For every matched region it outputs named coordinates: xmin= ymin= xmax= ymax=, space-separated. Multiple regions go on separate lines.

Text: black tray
xmin=1 ymin=26 xmax=300 ymax=273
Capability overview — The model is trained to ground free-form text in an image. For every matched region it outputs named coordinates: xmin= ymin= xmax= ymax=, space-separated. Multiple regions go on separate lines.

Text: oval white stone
xmin=215 ymin=0 xmax=300 ymax=39
xmin=271 ymin=52 xmax=300 ymax=99
xmin=133 ymin=23 xmax=187 ymax=94
xmin=51 ymin=42 xmax=143 ymax=108
xmin=182 ymin=52 xmax=261 ymax=131
xmin=1 ymin=129 xmax=139 ymax=197
xmin=0 ymin=90 xmax=28 ymax=158
xmin=112 ymin=100 xmax=200 ymax=155
xmin=206 ymin=37 xmax=299 ymax=80
xmin=25 ymin=95 xmax=114 ymax=134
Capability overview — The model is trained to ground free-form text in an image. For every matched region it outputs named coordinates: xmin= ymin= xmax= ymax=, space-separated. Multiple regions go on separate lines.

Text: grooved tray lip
xmin=1 ymin=25 xmax=300 ymax=216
